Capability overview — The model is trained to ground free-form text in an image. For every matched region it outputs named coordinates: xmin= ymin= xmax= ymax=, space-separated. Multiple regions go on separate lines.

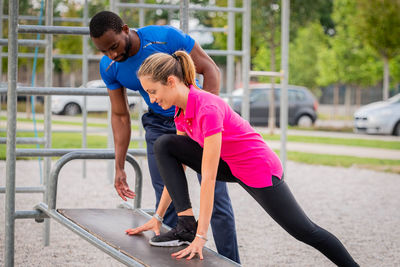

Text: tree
xmin=355 ymin=0 xmax=400 ymax=100
xmin=289 ymin=21 xmax=328 ymax=93
xmin=317 ymin=0 xmax=382 ymax=117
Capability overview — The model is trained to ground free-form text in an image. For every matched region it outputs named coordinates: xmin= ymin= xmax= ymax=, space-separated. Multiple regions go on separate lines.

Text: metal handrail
xmin=46 ymin=150 xmax=143 ymax=210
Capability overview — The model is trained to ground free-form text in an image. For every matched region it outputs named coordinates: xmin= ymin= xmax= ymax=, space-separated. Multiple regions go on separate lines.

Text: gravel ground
xmin=1 ymin=159 xmax=399 ymax=266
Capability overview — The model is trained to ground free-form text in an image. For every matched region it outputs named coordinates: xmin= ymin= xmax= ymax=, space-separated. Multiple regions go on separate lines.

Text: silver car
xmin=354 ymin=93 xmax=400 ymax=136
xmin=51 ymin=80 xmax=141 ymax=115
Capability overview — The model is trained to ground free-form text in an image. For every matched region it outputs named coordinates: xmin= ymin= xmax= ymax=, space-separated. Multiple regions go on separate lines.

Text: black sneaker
xmin=149 ymin=216 xmax=196 ymax=247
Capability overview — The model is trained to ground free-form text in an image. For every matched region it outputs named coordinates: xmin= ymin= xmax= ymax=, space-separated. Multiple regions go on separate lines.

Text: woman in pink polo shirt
xmin=126 ymin=51 xmax=359 ymax=266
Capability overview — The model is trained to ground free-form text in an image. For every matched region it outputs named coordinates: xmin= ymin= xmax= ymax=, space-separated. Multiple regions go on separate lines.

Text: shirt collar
xmin=183 ymin=85 xmax=196 ymax=119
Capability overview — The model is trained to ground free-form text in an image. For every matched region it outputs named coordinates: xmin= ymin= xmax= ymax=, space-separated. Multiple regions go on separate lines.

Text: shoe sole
xmin=149 ymin=239 xmax=191 ymax=247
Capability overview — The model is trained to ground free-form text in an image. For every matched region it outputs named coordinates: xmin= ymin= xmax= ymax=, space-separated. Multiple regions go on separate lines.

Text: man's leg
xmin=196 ymin=173 xmax=240 ymax=263
xmin=142 ymin=112 xmax=178 ymax=228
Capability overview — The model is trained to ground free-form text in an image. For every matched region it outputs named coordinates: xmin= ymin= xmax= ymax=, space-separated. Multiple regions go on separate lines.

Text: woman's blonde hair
xmin=137 ymin=50 xmax=199 ymax=89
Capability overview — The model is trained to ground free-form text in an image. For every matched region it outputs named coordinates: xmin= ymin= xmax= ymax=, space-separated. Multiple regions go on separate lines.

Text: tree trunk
xmin=333 ymin=84 xmax=339 ymax=119
xmin=356 ymin=86 xmax=362 ymax=107
xmin=383 ymin=56 xmax=389 ymax=100
xmin=344 ymin=86 xmax=351 ymax=117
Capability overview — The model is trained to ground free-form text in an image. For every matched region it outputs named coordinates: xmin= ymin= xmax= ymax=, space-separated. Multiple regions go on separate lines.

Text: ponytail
xmin=138 ymin=50 xmax=200 ymax=89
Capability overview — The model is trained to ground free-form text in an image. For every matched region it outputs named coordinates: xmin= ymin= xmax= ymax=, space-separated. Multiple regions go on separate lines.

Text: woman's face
xmin=140 ymin=76 xmax=176 ymax=110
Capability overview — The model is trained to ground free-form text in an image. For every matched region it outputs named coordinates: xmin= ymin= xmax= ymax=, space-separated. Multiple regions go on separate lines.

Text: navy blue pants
xmin=141 ymin=110 xmax=240 ymax=263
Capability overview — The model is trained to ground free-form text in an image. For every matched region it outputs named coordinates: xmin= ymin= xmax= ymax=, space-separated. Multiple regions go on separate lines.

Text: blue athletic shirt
xmin=99 ymin=25 xmax=195 ymax=117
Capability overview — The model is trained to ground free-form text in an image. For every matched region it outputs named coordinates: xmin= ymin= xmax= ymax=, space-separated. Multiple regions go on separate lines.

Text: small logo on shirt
xmin=143 ymin=41 xmax=167 ymax=49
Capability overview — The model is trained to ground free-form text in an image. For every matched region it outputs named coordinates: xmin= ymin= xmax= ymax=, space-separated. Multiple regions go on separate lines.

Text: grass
xmin=281 ymin=151 xmax=400 ymax=174
xmin=262 ymin=134 xmax=400 ymax=150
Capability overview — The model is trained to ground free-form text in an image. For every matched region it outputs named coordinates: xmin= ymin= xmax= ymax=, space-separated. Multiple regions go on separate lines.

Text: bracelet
xmin=196 ymin=234 xmax=208 ymax=242
xmin=153 ymin=213 xmax=163 ymax=222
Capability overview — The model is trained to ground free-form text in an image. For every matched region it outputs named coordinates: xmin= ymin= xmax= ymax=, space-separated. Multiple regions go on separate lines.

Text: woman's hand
xmin=171 ymin=236 xmax=207 ymax=260
xmin=125 ymin=217 xmax=162 ymax=236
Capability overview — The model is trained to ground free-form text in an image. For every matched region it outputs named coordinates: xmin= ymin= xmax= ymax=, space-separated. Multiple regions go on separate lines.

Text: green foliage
xmin=355 ymin=0 xmax=400 ymax=60
xmin=289 ymin=22 xmax=327 ymax=90
xmin=316 ymin=0 xmax=382 ymax=88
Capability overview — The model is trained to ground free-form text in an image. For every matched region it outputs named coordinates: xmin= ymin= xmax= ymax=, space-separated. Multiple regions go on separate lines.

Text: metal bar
xmin=0 ymin=39 xmax=47 ymax=47
xmin=14 ymin=210 xmax=48 ymax=220
xmin=5 ymin=0 xmax=18 ymax=265
xmin=0 ymin=87 xmax=141 ymax=96
xmin=0 ymin=52 xmax=102 ymax=60
xmin=280 ymin=0 xmax=290 ymax=172
xmin=204 ymin=49 xmax=244 ymax=56
xmin=0 ymin=0 xmax=3 ymax=85
xmin=82 ymin=0 xmax=89 ymax=179
xmin=3 ymin=15 xmax=86 ymax=23
xmin=180 ymin=0 xmax=189 ymax=34
xmin=0 ymin=187 xmax=46 ymax=193
xmin=15 ymin=148 xmax=147 ymax=157
xmin=34 ymin=203 xmax=144 ymax=267
xmin=0 ymin=137 xmax=45 ymax=144
xmin=227 ymin=0 xmax=235 ymax=105
xmin=190 ymin=27 xmax=226 ymax=33
xmin=43 ymin=0 xmax=53 ymax=246
xmin=0 ymin=50 xmax=241 ymax=59
xmin=117 ymin=3 xmax=245 ymax=13
xmin=241 ymin=0 xmax=251 ymax=121
xmin=18 ymin=25 xmax=89 ymax=35
xmin=47 ymin=151 xmax=143 ymax=210
xmin=250 ymin=70 xmax=283 ymax=77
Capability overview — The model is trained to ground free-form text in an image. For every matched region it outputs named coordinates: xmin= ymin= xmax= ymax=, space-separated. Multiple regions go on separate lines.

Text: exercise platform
xmin=30 ymin=151 xmax=239 ymax=267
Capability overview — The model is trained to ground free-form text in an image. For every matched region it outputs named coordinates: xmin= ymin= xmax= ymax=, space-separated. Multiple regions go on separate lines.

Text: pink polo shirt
xmin=174 ymin=85 xmax=283 ymax=188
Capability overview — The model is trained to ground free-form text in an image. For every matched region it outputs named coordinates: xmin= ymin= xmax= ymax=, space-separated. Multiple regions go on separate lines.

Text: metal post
xmin=0 ymin=0 xmax=3 ymax=82
xmin=0 ymin=0 xmax=3 ymax=117
xmin=5 ymin=1 xmax=18 ymax=266
xmin=139 ymin=0 xmax=145 ymax=27
xmin=43 ymin=0 xmax=53 ymax=247
xmin=280 ymin=0 xmax=290 ymax=172
xmin=107 ymin=0 xmax=118 ymax=183
xmin=241 ymin=0 xmax=251 ymax=121
xmin=138 ymin=0 xmax=145 ymax=149
xmin=227 ymin=0 xmax=235 ymax=103
xmin=180 ymin=0 xmax=189 ymax=34
xmin=82 ymin=0 xmax=89 ymax=178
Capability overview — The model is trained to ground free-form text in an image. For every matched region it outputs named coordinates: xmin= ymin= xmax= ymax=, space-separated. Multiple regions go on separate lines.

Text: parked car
xmin=51 ymin=80 xmax=141 ymax=115
xmin=354 ymin=93 xmax=400 ymax=136
xmin=229 ymin=84 xmax=318 ymax=126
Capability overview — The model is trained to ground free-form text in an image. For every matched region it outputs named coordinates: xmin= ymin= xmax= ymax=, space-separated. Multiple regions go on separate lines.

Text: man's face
xmin=92 ymin=29 xmax=131 ymax=62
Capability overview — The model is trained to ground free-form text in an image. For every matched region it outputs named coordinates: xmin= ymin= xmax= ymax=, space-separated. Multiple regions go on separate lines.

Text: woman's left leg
xmin=238 ymin=177 xmax=359 ymax=267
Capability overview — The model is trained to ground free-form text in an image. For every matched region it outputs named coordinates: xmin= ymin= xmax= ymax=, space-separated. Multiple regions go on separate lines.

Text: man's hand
xmin=114 ymin=169 xmax=136 ymax=201
xmin=125 ymin=217 xmax=162 ymax=236
xmin=171 ymin=236 xmax=206 ymax=260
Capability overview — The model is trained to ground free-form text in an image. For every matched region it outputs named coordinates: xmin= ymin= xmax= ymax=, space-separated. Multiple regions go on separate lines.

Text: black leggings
xmin=154 ymin=134 xmax=359 ymax=267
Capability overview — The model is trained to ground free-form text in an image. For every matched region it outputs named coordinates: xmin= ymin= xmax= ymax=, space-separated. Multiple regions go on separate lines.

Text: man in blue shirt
xmin=89 ymin=11 xmax=239 ymax=263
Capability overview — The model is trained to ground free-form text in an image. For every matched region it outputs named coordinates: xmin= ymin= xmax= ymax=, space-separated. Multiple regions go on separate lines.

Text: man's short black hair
xmin=89 ymin=11 xmax=124 ymax=38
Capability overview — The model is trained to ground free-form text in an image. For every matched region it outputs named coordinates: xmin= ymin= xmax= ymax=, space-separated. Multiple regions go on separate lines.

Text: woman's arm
xmin=173 ymin=132 xmax=222 ymax=260
xmin=126 ymin=186 xmax=172 ymax=236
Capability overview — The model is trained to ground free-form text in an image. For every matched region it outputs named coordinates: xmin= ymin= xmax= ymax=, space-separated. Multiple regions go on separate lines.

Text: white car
xmin=354 ymin=93 xmax=400 ymax=136
xmin=51 ymin=80 xmax=142 ymax=115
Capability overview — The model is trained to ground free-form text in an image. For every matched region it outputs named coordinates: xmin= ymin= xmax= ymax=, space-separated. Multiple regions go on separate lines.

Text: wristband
xmin=153 ymin=213 xmax=163 ymax=222
xmin=196 ymin=234 xmax=208 ymax=242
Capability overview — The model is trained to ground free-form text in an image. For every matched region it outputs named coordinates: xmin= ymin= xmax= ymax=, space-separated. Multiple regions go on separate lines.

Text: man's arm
xmin=189 ymin=42 xmax=221 ymax=95
xmin=108 ymin=87 xmax=135 ymax=200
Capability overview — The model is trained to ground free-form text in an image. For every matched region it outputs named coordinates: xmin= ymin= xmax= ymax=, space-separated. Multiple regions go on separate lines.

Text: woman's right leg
xmin=238 ymin=177 xmax=359 ymax=267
